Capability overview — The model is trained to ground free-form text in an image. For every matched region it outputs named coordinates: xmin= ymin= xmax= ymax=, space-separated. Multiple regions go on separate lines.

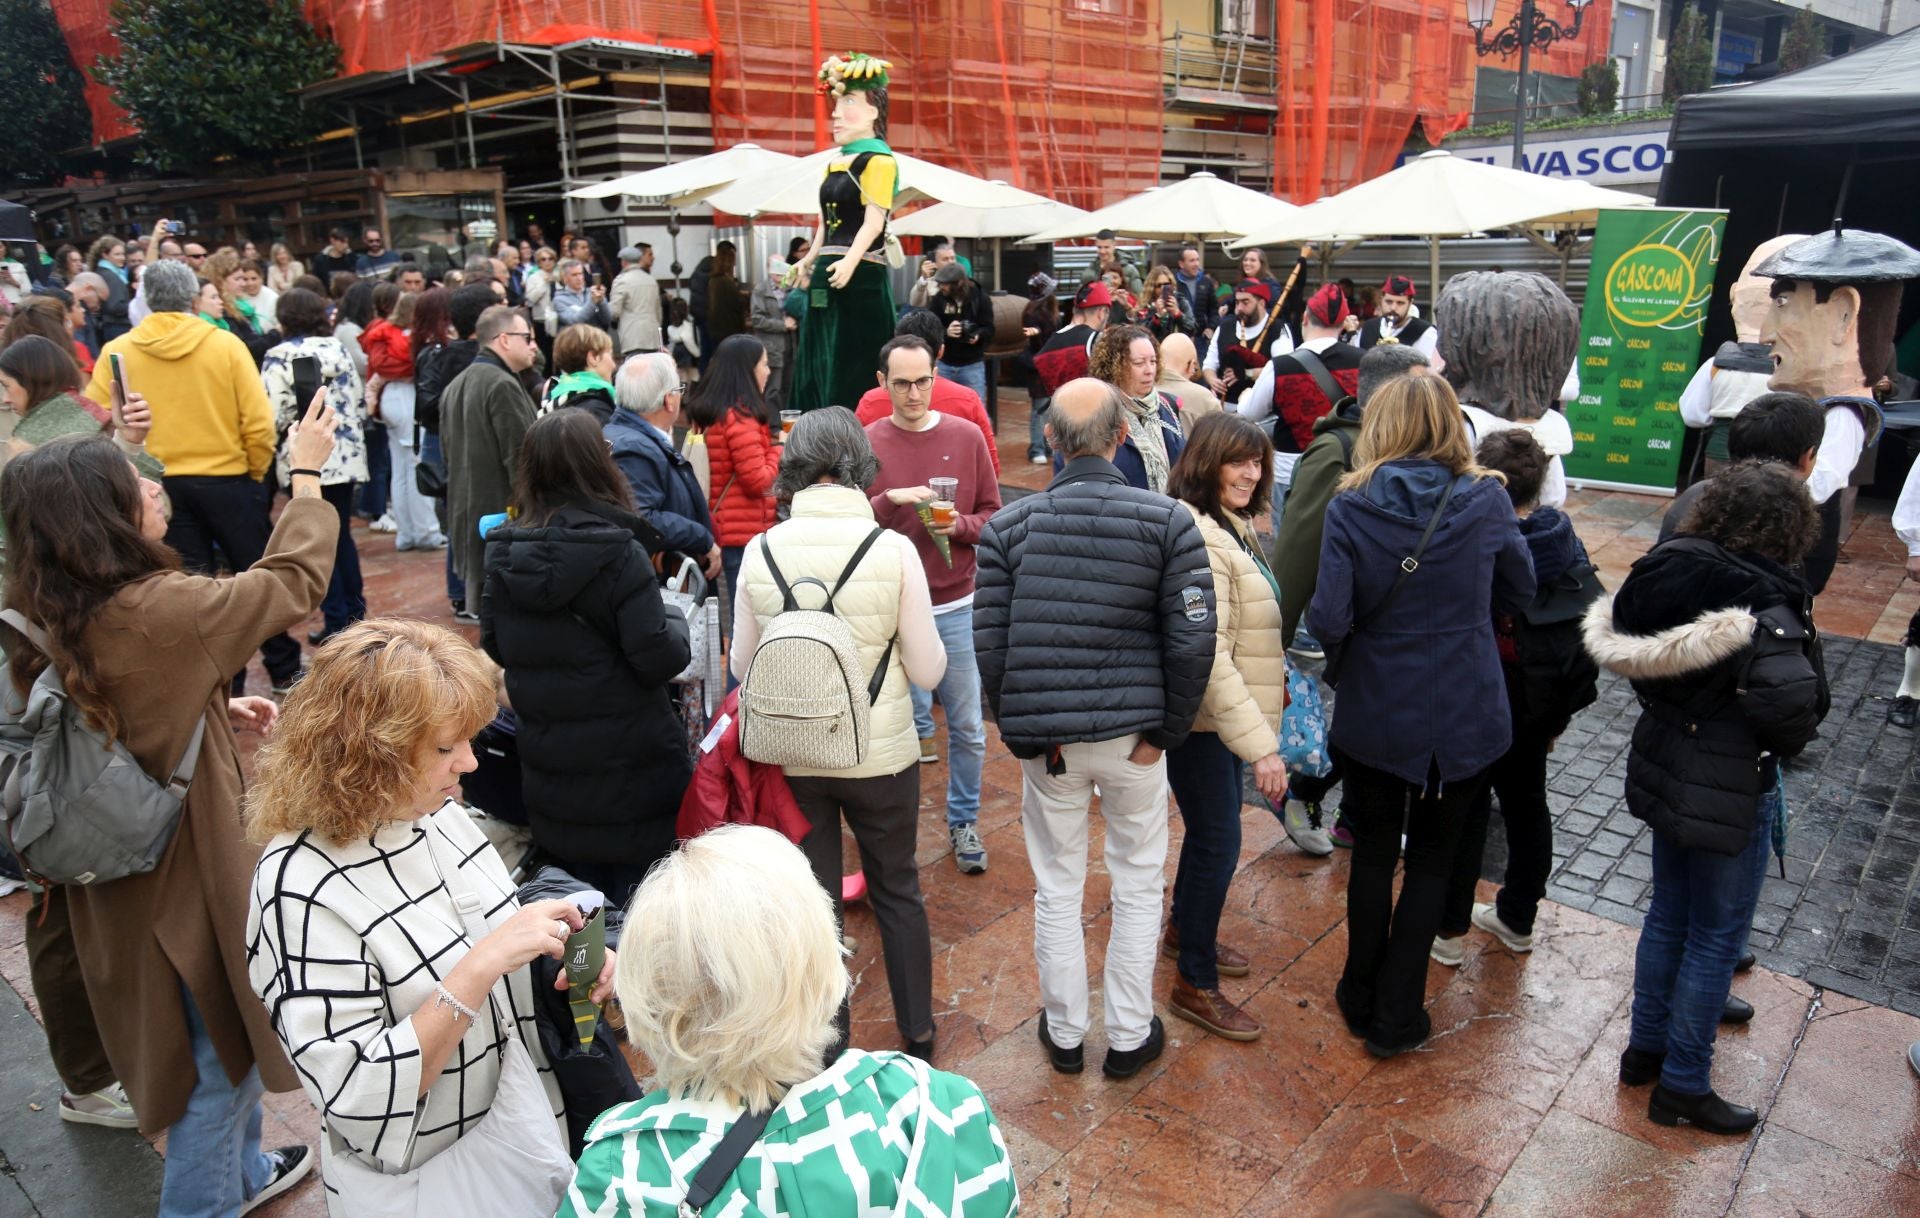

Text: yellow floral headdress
xmin=816 ymin=52 xmax=891 ymax=97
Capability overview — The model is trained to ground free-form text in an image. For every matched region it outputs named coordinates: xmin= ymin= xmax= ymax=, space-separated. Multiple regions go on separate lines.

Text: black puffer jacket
xmin=1582 ymin=537 xmax=1827 ymax=856
xmin=480 ymin=503 xmax=692 ymax=868
xmin=974 ymin=455 xmax=1216 ymax=758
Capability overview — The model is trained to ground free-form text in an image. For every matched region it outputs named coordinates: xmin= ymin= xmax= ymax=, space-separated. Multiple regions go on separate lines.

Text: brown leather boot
xmin=1161 ymin=925 xmax=1250 ymax=978
xmin=1169 ymin=975 xmax=1263 ymax=1042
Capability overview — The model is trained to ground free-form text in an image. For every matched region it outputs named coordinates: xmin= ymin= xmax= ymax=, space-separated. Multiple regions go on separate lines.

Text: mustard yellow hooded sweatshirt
xmin=85 ymin=311 xmax=275 ymax=479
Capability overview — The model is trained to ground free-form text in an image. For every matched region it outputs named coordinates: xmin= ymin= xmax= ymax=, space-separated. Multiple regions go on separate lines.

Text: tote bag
xmin=320 ymin=829 xmax=574 ymax=1218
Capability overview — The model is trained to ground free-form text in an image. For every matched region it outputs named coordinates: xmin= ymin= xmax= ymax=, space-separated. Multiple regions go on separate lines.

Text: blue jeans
xmin=1028 ymin=395 xmax=1050 ymax=459
xmin=1166 ymin=731 xmax=1243 ymax=989
xmin=357 ymin=425 xmax=390 ymax=519
xmin=938 ymin=360 xmax=987 ymax=400
xmin=419 ymin=433 xmax=464 ymax=604
xmin=909 ymin=606 xmax=985 ymax=827
xmin=160 ymin=984 xmax=274 ymax=1218
xmin=1629 ymin=786 xmax=1777 ymax=1096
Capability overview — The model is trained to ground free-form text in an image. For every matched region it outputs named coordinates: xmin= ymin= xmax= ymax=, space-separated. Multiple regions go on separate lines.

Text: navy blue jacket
xmin=1307 ymin=460 xmax=1535 ymax=785
xmin=605 ymin=408 xmax=714 ymax=560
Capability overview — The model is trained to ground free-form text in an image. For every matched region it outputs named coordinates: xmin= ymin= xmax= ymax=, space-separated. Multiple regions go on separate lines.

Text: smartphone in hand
xmin=109 ymin=352 xmax=129 ymax=406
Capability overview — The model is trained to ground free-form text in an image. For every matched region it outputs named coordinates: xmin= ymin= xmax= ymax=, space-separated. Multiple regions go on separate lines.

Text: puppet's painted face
xmin=831 ymin=92 xmax=878 ymax=145
xmin=1729 ymin=234 xmax=1806 ymax=343
xmin=1762 ymin=279 xmax=1861 ymax=397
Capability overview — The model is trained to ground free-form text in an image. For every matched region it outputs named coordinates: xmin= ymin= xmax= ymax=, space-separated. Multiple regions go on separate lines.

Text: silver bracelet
xmin=433 ymin=983 xmax=480 ymax=1025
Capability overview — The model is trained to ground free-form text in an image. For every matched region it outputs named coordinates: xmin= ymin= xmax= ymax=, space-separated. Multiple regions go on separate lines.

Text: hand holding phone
xmin=114 ymin=390 xmax=152 ymax=446
xmin=109 ymin=352 xmax=129 ymax=408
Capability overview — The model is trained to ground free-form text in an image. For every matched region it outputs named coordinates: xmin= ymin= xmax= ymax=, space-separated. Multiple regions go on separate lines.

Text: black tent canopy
xmin=1666 ymin=26 xmax=1920 ymax=151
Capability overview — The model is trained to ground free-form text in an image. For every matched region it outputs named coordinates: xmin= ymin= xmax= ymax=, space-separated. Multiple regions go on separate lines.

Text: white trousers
xmin=1020 ymin=734 xmax=1169 ymax=1053
xmin=379 ymin=382 xmax=441 ymax=548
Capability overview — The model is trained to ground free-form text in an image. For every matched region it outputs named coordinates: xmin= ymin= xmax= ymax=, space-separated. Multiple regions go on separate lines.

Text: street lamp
xmin=1466 ymin=0 xmax=1592 ymax=169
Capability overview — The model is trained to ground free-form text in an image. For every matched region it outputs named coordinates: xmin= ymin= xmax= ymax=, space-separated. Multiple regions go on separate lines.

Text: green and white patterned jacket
xmin=558 ymin=1048 xmax=1019 ymax=1217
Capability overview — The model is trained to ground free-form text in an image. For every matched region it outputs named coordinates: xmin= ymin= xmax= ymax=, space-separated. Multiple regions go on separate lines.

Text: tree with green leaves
xmin=0 ymin=0 xmax=95 ymax=185
xmin=1663 ymin=3 xmax=1714 ymax=103
xmin=93 ymin=0 xmax=338 ymax=172
xmin=1578 ymin=60 xmax=1620 ymax=117
xmin=1780 ymin=5 xmax=1824 ymax=72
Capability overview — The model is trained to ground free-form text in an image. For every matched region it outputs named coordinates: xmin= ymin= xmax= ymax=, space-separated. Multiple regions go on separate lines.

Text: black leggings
xmin=1442 ymin=725 xmax=1556 ymax=938
xmin=1337 ymin=751 xmax=1487 ymax=1042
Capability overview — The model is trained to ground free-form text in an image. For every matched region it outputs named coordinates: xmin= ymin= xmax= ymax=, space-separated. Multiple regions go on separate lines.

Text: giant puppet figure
xmin=1678 ymin=233 xmax=1807 ymax=476
xmin=789 ymin=53 xmax=899 ymax=412
xmin=1752 ymin=225 xmax=1920 ymax=725
xmin=1435 ymin=270 xmax=1581 ymax=508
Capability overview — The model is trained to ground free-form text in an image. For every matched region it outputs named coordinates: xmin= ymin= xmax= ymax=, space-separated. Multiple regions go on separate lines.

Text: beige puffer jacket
xmin=737 ymin=484 xmax=929 ymax=779
xmin=1183 ymin=502 xmax=1287 ymax=763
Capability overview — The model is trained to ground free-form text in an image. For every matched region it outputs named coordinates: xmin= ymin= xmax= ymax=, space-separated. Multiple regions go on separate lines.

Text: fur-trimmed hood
xmin=1582 ymin=597 xmax=1757 ymax=682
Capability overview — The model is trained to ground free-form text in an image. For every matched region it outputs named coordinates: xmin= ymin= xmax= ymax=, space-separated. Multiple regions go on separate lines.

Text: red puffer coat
xmin=359 ymin=318 xmax=414 ymax=382
xmin=675 ymin=688 xmax=810 ymax=844
xmin=703 ymin=406 xmax=779 ymax=546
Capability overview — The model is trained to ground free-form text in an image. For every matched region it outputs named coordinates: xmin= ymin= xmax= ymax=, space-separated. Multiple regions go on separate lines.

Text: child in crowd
xmin=666 ymin=296 xmax=699 ymax=385
xmin=1433 ymin=429 xmax=1601 ymax=966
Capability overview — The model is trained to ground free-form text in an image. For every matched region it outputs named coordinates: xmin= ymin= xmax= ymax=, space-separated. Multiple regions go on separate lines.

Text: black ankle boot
xmin=1647 ymin=1084 xmax=1758 ymax=1134
xmin=1619 ymin=1046 xmax=1666 ymax=1086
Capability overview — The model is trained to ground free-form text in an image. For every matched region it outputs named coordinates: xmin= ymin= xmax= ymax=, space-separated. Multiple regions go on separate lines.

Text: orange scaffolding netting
xmin=47 ymin=0 xmax=1607 ymax=213
xmin=1274 ymin=0 xmax=1613 ymax=201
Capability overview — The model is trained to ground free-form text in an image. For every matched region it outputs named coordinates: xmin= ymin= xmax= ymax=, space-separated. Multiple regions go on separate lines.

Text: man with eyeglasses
xmin=355 ymin=228 xmax=400 ymax=278
xmin=440 ymin=305 xmax=540 ymax=620
xmin=853 ymin=308 xmax=999 ymax=474
xmin=863 ymin=334 xmax=1002 ymax=874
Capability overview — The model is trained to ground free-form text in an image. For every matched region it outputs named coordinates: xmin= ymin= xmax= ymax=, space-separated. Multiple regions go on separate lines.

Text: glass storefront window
xmin=386 ymin=193 xmax=500 ymax=273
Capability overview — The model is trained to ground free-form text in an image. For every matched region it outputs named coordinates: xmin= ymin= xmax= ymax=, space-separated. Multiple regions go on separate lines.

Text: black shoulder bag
xmin=678 ymin=1107 xmax=774 ymax=1216
xmin=1321 ymin=477 xmax=1455 ymax=689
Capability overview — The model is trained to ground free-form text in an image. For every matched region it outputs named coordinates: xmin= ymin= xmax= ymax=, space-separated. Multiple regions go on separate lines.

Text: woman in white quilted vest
xmin=1161 ymin=413 xmax=1290 ymax=1045
xmin=730 ymin=406 xmax=946 ymax=1062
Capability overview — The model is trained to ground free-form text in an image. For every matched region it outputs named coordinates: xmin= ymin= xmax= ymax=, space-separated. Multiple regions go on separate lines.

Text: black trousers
xmin=1442 ymin=725 xmax=1557 ymax=938
xmin=1336 ymin=751 xmax=1487 ymax=1043
xmin=789 ymin=765 xmax=933 ymax=1048
xmin=161 ymin=475 xmax=301 ymax=684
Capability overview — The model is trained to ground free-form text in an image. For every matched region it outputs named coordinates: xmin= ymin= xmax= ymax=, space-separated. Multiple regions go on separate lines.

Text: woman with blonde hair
xmin=1139 ymin=263 xmax=1195 ymax=342
xmin=246 ymin=618 xmax=612 ymax=1217
xmin=1306 ymin=372 xmax=1534 ymax=1058
xmin=266 ymin=241 xmax=303 ymax=294
xmin=558 ymin=825 xmax=1018 ymax=1218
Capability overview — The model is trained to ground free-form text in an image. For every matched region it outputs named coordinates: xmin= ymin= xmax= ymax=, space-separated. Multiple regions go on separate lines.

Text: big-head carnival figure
xmin=790 ymin=53 xmax=899 ymax=412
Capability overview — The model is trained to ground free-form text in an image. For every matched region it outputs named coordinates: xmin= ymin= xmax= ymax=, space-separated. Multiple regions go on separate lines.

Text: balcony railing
xmin=1163 ymin=26 xmax=1279 ymax=112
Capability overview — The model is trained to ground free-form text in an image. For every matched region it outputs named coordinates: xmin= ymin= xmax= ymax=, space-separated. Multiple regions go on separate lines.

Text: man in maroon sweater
xmin=853 ymin=312 xmax=1001 ymax=475
xmin=865 ymin=334 xmax=1002 ymax=874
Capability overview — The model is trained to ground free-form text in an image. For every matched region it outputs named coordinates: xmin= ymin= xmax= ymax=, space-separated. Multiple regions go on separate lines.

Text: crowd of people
xmin=0 ymin=216 xmax=1869 ymax=1217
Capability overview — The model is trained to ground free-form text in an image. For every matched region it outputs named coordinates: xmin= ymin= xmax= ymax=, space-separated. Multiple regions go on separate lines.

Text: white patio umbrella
xmin=892 ymin=194 xmax=1091 ymax=289
xmin=701 ymin=149 xmax=1054 ymax=217
xmin=1021 ymin=171 xmax=1304 ymax=243
xmin=890 ymin=196 xmax=1090 ymax=240
xmin=565 ymin=143 xmax=801 ymax=206
xmin=1227 ymin=149 xmax=1656 ymax=286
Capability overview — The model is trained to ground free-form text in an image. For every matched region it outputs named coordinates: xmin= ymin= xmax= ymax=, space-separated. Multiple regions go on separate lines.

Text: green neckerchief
xmin=200 ymin=311 xmax=231 ymax=332
xmin=234 ymin=297 xmax=259 ymax=328
xmin=838 ymin=137 xmax=901 ymax=196
xmin=552 ymin=369 xmax=614 ymax=399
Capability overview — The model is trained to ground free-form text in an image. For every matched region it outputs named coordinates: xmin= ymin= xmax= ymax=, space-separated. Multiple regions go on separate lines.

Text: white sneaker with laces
xmin=368 ymin=513 xmax=398 ymax=534
xmin=949 ymin=823 xmax=988 ymax=874
xmin=59 ymin=1082 xmax=138 ymax=1129
xmin=1429 ymin=935 xmax=1467 ymax=967
xmin=1471 ymin=901 xmax=1535 ymax=953
xmin=1282 ymin=799 xmax=1335 ymax=856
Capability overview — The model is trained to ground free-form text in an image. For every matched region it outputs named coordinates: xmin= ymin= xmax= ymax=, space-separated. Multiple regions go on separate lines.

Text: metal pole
xmin=460 ymin=78 xmax=479 ymax=169
xmin=551 ymin=50 xmax=574 ymax=232
xmin=1512 ymin=0 xmax=1534 ymax=170
xmin=1429 ymin=235 xmax=1440 ymax=298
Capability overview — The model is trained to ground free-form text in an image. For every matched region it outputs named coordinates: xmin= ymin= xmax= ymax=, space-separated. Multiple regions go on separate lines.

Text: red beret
xmin=1381 ymin=274 xmax=1417 ymax=298
xmin=1234 ymin=278 xmax=1271 ymax=303
xmin=1306 ymin=283 xmax=1351 ymax=327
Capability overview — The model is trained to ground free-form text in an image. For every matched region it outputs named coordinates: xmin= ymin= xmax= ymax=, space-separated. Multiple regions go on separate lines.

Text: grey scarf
xmin=1123 ymin=391 xmax=1172 ymax=494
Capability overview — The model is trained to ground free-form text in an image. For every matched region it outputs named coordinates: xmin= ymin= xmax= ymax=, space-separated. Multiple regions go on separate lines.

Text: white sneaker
xmin=59 ymin=1082 xmax=138 ymax=1129
xmin=1282 ymin=799 xmax=1335 ymax=856
xmin=1429 ymin=935 xmax=1467 ymax=967
xmin=1471 ymin=902 xmax=1534 ymax=953
xmin=368 ymin=514 xmax=398 ymax=534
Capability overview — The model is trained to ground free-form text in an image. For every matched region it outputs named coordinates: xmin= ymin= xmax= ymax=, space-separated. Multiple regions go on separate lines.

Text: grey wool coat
xmin=442 ymin=352 xmax=536 ymax=596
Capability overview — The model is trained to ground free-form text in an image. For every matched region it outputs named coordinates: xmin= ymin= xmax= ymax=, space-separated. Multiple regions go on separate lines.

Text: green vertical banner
xmin=1564 ymin=208 xmax=1727 ymax=493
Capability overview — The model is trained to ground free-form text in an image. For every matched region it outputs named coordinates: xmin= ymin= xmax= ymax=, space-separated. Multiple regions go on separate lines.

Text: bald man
xmin=975 ymin=375 xmax=1215 ymax=1080
xmin=1156 ymin=332 xmax=1222 ymax=436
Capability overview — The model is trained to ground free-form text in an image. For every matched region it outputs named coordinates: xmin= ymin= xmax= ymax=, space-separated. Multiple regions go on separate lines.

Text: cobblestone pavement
xmin=1476 ymin=634 xmax=1920 ymax=1016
